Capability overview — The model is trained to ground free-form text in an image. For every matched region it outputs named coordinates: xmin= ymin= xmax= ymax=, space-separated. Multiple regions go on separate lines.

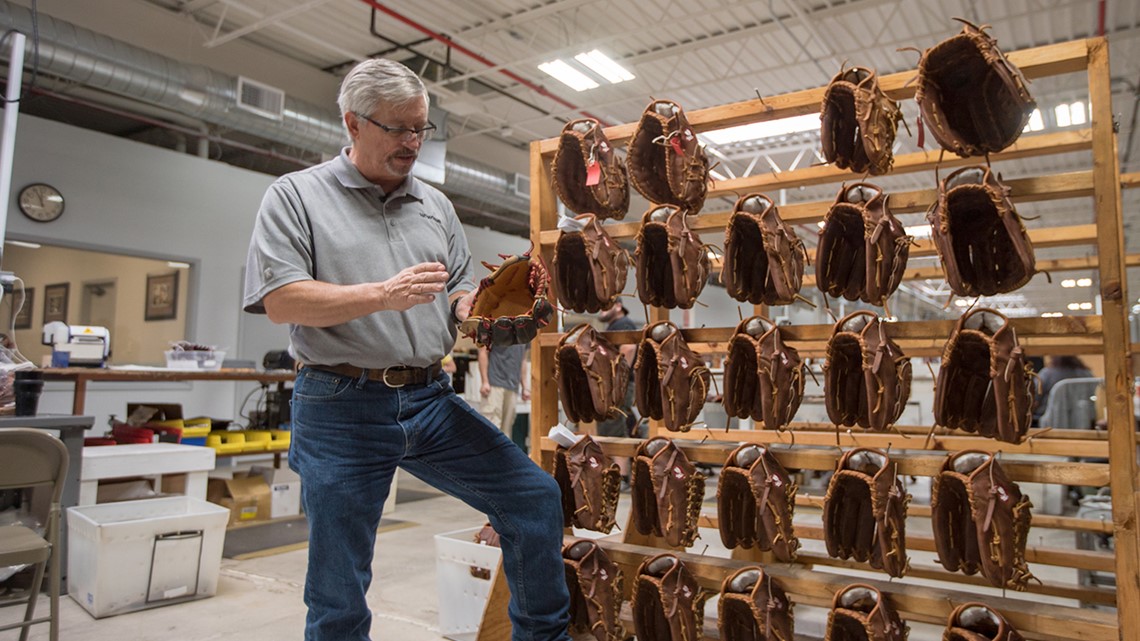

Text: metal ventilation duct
xmin=0 ymin=0 xmax=529 ymax=217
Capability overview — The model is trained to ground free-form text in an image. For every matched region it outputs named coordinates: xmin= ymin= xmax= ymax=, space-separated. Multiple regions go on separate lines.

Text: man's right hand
xmin=480 ymin=381 xmax=492 ymax=398
xmin=381 ymin=262 xmax=448 ymax=311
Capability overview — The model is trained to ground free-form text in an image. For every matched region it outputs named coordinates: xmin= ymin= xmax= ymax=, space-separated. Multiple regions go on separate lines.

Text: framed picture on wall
xmin=13 ymin=287 xmax=33 ymax=329
xmin=145 ymin=272 xmax=178 ymax=321
xmin=43 ymin=283 xmax=68 ymax=324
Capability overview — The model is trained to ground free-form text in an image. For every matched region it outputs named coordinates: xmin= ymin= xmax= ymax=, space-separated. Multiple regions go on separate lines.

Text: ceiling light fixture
xmin=574 ymin=50 xmax=635 ymax=84
xmin=1041 ymin=312 xmax=1064 ymax=317
xmin=1080 ymin=302 xmax=1093 ymax=310
xmin=538 ymin=60 xmax=599 ymax=91
xmin=1024 ymin=108 xmax=1044 ymax=132
xmin=904 ymin=224 xmax=932 ymax=239
xmin=5 ymin=240 xmax=41 ymax=249
xmin=1077 ymin=277 xmax=1093 ymax=287
xmin=1061 ymin=278 xmax=1077 ymax=287
xmin=1067 ymin=302 xmax=1081 ymax=310
xmin=701 ymin=113 xmax=819 ymax=145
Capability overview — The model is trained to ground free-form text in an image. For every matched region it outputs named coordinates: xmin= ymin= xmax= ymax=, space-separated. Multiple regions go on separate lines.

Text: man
xmin=594 ymin=300 xmax=640 ymax=481
xmin=243 ymin=59 xmax=569 ymax=641
xmin=478 ymin=343 xmax=530 ymax=432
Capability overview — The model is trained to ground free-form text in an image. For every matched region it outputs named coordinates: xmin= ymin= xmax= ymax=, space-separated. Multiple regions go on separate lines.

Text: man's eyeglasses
xmin=354 ymin=112 xmax=437 ymax=142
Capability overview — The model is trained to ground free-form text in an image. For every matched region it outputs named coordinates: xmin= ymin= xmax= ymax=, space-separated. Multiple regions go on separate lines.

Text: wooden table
xmin=41 ymin=368 xmax=295 ymax=415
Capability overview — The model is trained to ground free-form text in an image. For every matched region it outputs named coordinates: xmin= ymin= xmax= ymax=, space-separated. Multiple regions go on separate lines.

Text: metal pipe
xmin=0 ymin=30 xmax=25 ymax=267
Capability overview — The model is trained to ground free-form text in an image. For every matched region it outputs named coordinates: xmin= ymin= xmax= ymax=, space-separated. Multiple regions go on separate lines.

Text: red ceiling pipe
xmin=1098 ymin=0 xmax=1106 ymax=36
xmin=358 ymin=0 xmax=611 ymax=125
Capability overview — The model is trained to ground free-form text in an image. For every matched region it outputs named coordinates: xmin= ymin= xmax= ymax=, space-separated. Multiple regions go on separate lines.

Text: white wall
xmin=5 ymin=115 xmax=540 ymax=432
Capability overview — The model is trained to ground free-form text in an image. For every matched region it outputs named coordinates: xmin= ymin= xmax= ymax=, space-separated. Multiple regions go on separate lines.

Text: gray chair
xmin=0 ymin=428 xmax=69 ymax=641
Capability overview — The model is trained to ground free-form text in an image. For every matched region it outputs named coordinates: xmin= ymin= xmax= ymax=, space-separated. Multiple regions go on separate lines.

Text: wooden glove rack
xmin=472 ymin=36 xmax=1137 ymax=641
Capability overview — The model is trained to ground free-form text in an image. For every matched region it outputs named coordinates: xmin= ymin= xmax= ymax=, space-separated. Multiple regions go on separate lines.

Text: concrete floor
xmin=0 ymin=469 xmax=1108 ymax=641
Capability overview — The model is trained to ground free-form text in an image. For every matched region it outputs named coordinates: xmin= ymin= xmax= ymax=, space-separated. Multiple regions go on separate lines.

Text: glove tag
xmin=916 ymin=114 xmax=925 ymax=148
xmin=670 ymin=131 xmax=687 ymax=157
xmin=585 ymin=159 xmax=601 ymax=186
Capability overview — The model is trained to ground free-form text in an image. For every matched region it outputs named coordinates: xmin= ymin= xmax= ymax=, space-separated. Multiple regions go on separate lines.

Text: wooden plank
xmin=474 ymin=562 xmax=511 ymax=641
xmin=789 ymin=424 xmax=1107 ymax=442
xmin=1123 ymin=171 xmax=1140 ymax=189
xmin=528 ymin=140 xmax=561 ymax=464
xmin=1086 ymin=36 xmax=1140 ymax=641
xmin=538 ymin=315 xmax=1103 ymax=347
xmin=543 ymin=438 xmax=1112 ymax=487
xmin=538 ymin=167 xmax=1095 ymax=246
xmin=535 ymin=39 xmax=1092 ymax=154
xmin=813 ymin=253 xmax=1140 ymax=288
xmin=591 ymin=540 xmax=1117 ymax=641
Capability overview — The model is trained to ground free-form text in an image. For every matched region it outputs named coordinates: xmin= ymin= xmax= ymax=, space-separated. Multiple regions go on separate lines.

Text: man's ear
xmin=344 ymin=112 xmax=360 ymax=141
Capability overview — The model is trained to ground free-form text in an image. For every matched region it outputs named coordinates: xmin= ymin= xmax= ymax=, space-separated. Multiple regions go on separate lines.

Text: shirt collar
xmin=331 ymin=147 xmax=425 ymax=201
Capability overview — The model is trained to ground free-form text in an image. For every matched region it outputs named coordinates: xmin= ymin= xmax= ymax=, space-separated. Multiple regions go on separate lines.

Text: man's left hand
xmin=454 ymin=291 xmax=475 ymax=322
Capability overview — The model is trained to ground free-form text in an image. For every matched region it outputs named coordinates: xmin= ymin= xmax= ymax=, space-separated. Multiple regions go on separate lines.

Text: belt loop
xmin=355 ymin=368 xmax=370 ymax=389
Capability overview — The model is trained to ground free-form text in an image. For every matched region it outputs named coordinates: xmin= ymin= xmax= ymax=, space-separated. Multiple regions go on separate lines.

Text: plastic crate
xmin=434 ymin=525 xmax=503 ymax=641
xmin=67 ymin=496 xmax=229 ymax=618
xmin=206 ymin=431 xmax=244 ymax=455
xmin=164 ymin=350 xmax=226 ymax=371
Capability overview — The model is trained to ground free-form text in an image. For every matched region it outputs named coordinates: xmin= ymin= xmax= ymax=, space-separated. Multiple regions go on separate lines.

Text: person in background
xmin=478 ymin=343 xmax=529 ymax=432
xmin=242 ymin=58 xmax=569 ymax=641
xmin=594 ymin=300 xmax=639 ymax=485
xmin=1034 ymin=355 xmax=1095 ymax=422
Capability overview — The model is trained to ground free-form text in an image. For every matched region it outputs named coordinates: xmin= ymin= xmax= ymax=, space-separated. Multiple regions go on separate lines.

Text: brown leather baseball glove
xmin=459 ymin=250 xmax=555 ymax=347
xmin=552 ymin=118 xmax=629 ymax=220
xmin=824 ymin=311 xmax=912 ymax=431
xmin=634 ymin=321 xmax=711 ymax=433
xmin=627 ymin=99 xmax=710 ymax=211
xmin=555 ymin=323 xmax=631 ymax=425
xmin=563 ymin=540 xmax=626 ymax=641
xmin=717 ymin=444 xmax=800 ymax=562
xmin=552 ymin=434 xmax=621 ymax=533
xmin=718 ymin=566 xmax=794 ymax=641
xmin=816 ymin=183 xmax=911 ymax=307
xmin=820 ymin=66 xmax=904 ymax=176
xmin=469 ymin=522 xmax=500 ymax=580
xmin=914 ymin=19 xmax=1035 ymax=158
xmin=722 ymin=316 xmax=805 ymax=432
xmin=552 ymin=213 xmax=630 ymax=314
xmin=632 ymin=553 xmax=707 ymax=641
xmin=943 ymin=603 xmax=1025 ymax=641
xmin=931 ymin=450 xmax=1036 ymax=591
xmin=934 ymin=308 xmax=1035 ymax=444
xmin=722 ymin=193 xmax=807 ymax=306
xmin=823 ymin=448 xmax=910 ymax=578
xmin=928 ymin=165 xmax=1036 ymax=297
xmin=825 ymin=584 xmax=908 ymax=641
xmin=631 ymin=437 xmax=705 ymax=548
xmin=635 ymin=205 xmax=711 ymax=310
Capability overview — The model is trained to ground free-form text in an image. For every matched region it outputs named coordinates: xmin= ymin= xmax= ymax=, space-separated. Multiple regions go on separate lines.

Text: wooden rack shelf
xmin=477 ymin=35 xmax=1135 ymax=641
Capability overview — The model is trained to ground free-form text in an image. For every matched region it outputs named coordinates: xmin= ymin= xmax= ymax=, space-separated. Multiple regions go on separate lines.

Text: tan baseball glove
xmin=634 ymin=321 xmax=711 ymax=433
xmin=627 ymin=99 xmax=710 ymax=211
xmin=552 ymin=118 xmax=629 ymax=220
xmin=552 ymin=434 xmax=621 ymax=533
xmin=632 ymin=553 xmax=707 ymax=641
xmin=722 ymin=193 xmax=807 ymax=306
xmin=563 ymin=540 xmax=626 ymax=641
xmin=630 ymin=437 xmax=705 ymax=548
xmin=722 ymin=316 xmax=805 ymax=432
xmin=555 ymin=323 xmax=631 ymax=425
xmin=718 ymin=566 xmax=794 ymax=641
xmin=459 ymin=250 xmax=554 ymax=347
xmin=824 ymin=311 xmax=912 ymax=431
xmin=552 ymin=213 xmax=630 ymax=314
xmin=816 ymin=183 xmax=911 ymax=307
xmin=823 ymin=448 xmax=910 ymax=578
xmin=717 ymin=444 xmax=800 ymax=562
xmin=820 ymin=65 xmax=904 ymax=176
xmin=635 ymin=205 xmax=711 ymax=310
xmin=825 ymin=584 xmax=908 ymax=641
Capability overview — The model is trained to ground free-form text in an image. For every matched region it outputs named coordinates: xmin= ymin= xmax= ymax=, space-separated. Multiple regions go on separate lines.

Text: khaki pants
xmin=482 ymin=386 xmax=518 ymax=432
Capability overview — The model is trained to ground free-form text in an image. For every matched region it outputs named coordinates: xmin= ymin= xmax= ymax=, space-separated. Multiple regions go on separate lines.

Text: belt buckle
xmin=381 ymin=366 xmax=407 ymax=389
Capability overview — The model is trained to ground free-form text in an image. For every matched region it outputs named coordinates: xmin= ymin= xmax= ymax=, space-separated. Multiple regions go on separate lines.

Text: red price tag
xmin=670 ymin=135 xmax=685 ymax=156
xmin=585 ymin=160 xmax=601 ymax=186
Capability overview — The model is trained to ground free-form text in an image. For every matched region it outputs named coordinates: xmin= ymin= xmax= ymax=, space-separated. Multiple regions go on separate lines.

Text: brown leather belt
xmin=304 ymin=361 xmax=442 ymax=388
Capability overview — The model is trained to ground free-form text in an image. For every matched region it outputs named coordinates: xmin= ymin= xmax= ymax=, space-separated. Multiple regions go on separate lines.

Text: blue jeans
xmin=288 ymin=367 xmax=570 ymax=641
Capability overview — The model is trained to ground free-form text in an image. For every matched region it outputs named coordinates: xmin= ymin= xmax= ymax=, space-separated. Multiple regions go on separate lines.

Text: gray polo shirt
xmin=243 ymin=148 xmax=476 ymax=369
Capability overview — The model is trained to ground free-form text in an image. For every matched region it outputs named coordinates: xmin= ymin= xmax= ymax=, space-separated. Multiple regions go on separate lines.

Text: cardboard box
xmin=251 ymin=465 xmax=302 ymax=519
xmin=206 ymin=474 xmax=271 ymax=526
xmin=96 ymin=479 xmax=158 ymax=504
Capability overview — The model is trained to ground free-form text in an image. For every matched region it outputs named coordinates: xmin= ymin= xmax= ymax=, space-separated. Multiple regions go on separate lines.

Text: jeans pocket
xmin=294 ymin=368 xmax=353 ymax=400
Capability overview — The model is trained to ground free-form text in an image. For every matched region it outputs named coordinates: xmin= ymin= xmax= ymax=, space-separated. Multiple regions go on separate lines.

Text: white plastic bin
xmin=67 ymin=496 xmax=229 ymax=618
xmin=434 ymin=525 xmax=503 ymax=641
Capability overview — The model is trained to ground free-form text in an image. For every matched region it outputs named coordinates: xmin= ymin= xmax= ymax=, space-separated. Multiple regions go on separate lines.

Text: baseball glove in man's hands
xmin=932 ymin=451 xmax=1036 ymax=591
xmin=934 ymin=308 xmax=1035 ymax=444
xmin=718 ymin=566 xmax=794 ymax=641
xmin=717 ymin=444 xmax=800 ymax=562
xmin=552 ymin=118 xmax=629 ymax=221
xmin=913 ymin=19 xmax=1035 ymax=158
xmin=632 ymin=554 xmax=707 ymax=641
xmin=816 ymin=183 xmax=911 ymax=308
xmin=552 ymin=214 xmax=630 ymax=314
xmin=820 ymin=66 xmax=904 ymax=176
xmin=824 ymin=311 xmax=912 ymax=431
xmin=459 ymin=250 xmax=554 ymax=347
xmin=823 ymin=448 xmax=910 ymax=578
xmin=928 ymin=165 xmax=1036 ymax=297
xmin=825 ymin=584 xmax=908 ymax=641
xmin=722 ymin=193 xmax=807 ymax=306
xmin=563 ymin=540 xmax=626 ymax=641
xmin=627 ymin=99 xmax=710 ymax=212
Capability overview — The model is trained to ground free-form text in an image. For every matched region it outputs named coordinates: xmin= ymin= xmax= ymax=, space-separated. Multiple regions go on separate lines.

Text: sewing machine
xmin=42 ymin=321 xmax=111 ymax=367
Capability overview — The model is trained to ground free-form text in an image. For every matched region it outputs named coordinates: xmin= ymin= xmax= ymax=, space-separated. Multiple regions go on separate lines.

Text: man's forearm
xmin=263 ymin=280 xmax=387 ymax=327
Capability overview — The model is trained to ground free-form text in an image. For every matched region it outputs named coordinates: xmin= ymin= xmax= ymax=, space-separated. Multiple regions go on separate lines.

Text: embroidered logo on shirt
xmin=418 ymin=211 xmax=443 ymax=226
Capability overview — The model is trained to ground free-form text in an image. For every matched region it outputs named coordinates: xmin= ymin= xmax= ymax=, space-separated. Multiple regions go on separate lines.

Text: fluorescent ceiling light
xmin=5 ymin=240 xmax=41 ymax=249
xmin=954 ymin=299 xmax=969 ymax=307
xmin=1024 ymin=108 xmax=1044 ymax=132
xmin=1041 ymin=312 xmax=1063 ymax=317
xmin=167 ymin=261 xmax=191 ymax=269
xmin=1061 ymin=278 xmax=1077 ymax=288
xmin=1080 ymin=302 xmax=1093 ymax=310
xmin=538 ymin=60 xmax=599 ymax=91
xmin=1077 ymin=277 xmax=1092 ymax=287
xmin=1069 ymin=100 xmax=1087 ymax=125
xmin=574 ymin=50 xmax=634 ymax=84
xmin=1067 ymin=302 xmax=1080 ymax=310
xmin=702 ymin=113 xmax=819 ymax=145
xmin=905 ymin=224 xmax=932 ymax=239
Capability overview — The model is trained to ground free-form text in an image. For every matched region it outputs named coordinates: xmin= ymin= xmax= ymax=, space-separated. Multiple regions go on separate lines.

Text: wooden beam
xmin=535 ymin=39 xmax=1092 ymax=154
xmin=528 ymin=140 xmax=560 ymax=464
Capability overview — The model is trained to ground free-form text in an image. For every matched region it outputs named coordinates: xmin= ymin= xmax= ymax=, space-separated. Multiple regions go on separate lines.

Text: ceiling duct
xmin=0 ymin=1 xmax=530 ymax=220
